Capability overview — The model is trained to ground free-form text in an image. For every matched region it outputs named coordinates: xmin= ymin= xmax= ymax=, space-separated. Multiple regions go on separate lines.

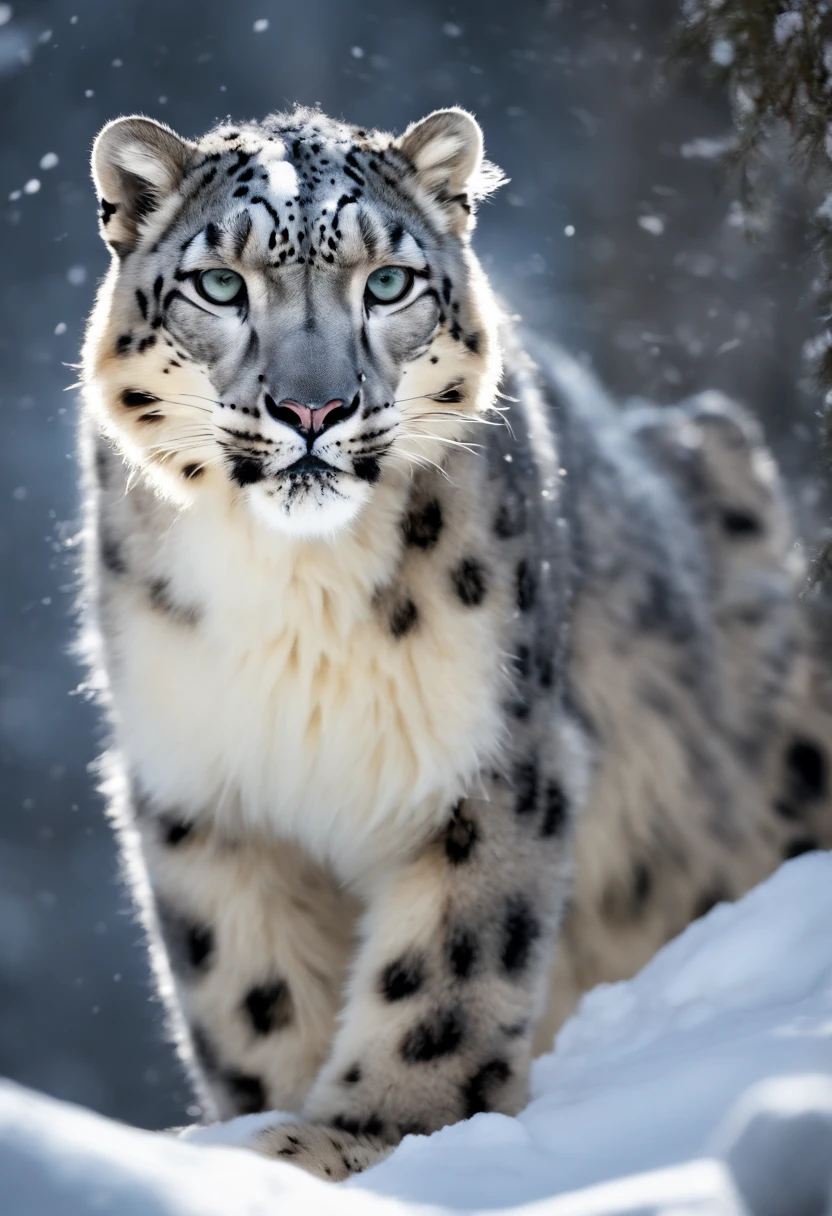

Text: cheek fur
xmin=379 ymin=294 xmax=440 ymax=364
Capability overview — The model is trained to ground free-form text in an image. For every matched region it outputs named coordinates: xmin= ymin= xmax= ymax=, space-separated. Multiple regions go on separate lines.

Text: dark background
xmin=0 ymin=0 xmax=826 ymax=1130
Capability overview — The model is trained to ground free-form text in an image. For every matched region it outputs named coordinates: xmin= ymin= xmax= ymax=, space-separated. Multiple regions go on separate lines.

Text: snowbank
xmin=3 ymin=853 xmax=832 ymax=1216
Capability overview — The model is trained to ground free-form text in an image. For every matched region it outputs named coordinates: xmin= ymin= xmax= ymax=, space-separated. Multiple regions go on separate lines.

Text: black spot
xmin=462 ymin=1058 xmax=511 ymax=1118
xmin=243 ymin=979 xmax=293 ymax=1035
xmin=632 ymin=862 xmax=653 ymax=911
xmin=237 ymin=167 xmax=254 ymax=183
xmin=99 ymin=197 xmax=117 ymax=225
xmin=441 ymin=275 xmax=452 ymax=305
xmin=332 ymin=1113 xmax=384 ymax=1138
xmin=187 ymin=925 xmax=213 ymax=969
xmin=783 ymin=836 xmax=818 ymax=860
xmin=390 ymin=598 xmax=419 ymax=639
xmin=159 ymin=816 xmax=194 ymax=846
xmin=232 ymin=186 xmax=249 ymax=198
xmin=494 ymin=497 xmax=526 ymax=540
xmin=720 ymin=507 xmax=763 ymax=537
xmin=353 ymin=456 xmax=381 ymax=483
xmin=448 ymin=926 xmax=478 ymax=980
xmin=500 ymin=895 xmax=540 ymax=975
xmin=224 ymin=1071 xmax=266 ymax=1114
xmin=228 ymin=455 xmax=264 ymax=487
xmin=541 ymin=780 xmax=568 ymax=837
xmin=115 ymin=333 xmax=133 ymax=355
xmin=785 ymin=739 xmax=828 ymax=803
xmin=451 ymin=557 xmax=488 ymax=607
xmin=514 ymin=759 xmax=538 ymax=816
xmin=135 ymin=289 xmax=148 ymax=320
xmin=403 ymin=499 xmax=443 ymax=550
xmin=138 ymin=334 xmax=157 ymax=353
xmin=380 ymin=954 xmax=425 ymax=1002
xmin=445 ymin=804 xmax=479 ymax=865
xmin=772 ymin=799 xmax=800 ymax=822
xmin=182 ymin=463 xmax=204 ymax=480
xmin=342 ymin=1065 xmax=362 ymax=1085
xmin=537 ymin=653 xmax=554 ymax=689
xmin=401 ymin=1008 xmax=464 ymax=1064
xmin=155 ymin=900 xmax=214 ymax=976
xmin=500 ymin=1019 xmax=528 ymax=1040
xmin=635 ymin=571 xmax=693 ymax=643
xmin=121 ymin=388 xmax=160 ymax=409
xmin=516 ymin=559 xmax=536 ymax=613
xmin=147 ymin=578 xmax=200 ymax=627
xmin=204 ymin=221 xmax=221 ymax=248
xmin=464 ymin=332 xmax=481 ymax=354
xmin=432 ymin=384 xmax=464 ymax=404
xmin=100 ymin=535 xmax=127 ymax=575
xmin=153 ymin=275 xmax=163 ymax=300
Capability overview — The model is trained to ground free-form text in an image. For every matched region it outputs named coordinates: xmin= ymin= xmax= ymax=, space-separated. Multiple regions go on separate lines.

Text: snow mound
xmin=3 ymin=853 xmax=832 ymax=1216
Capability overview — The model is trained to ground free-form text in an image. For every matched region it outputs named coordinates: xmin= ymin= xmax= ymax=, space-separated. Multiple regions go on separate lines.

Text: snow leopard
xmin=78 ymin=104 xmax=832 ymax=1180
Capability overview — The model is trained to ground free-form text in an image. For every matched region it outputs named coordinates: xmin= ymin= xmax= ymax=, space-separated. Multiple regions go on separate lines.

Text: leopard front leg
xmin=121 ymin=777 xmax=359 ymax=1121
xmin=251 ymin=761 xmax=576 ymax=1179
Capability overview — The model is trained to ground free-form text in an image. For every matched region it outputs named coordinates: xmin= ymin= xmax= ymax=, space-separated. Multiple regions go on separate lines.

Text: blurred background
xmin=0 ymin=0 xmax=828 ymax=1130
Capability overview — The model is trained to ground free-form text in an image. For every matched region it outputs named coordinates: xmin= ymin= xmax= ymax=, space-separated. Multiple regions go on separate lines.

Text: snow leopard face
xmin=83 ymin=106 xmax=504 ymax=537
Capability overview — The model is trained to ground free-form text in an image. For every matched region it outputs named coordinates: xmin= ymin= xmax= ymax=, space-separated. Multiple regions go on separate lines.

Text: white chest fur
xmin=105 ymin=479 xmax=506 ymax=883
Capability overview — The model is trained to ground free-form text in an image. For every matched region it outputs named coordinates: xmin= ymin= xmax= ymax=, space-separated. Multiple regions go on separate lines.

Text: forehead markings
xmin=169 ymin=131 xmax=434 ymax=294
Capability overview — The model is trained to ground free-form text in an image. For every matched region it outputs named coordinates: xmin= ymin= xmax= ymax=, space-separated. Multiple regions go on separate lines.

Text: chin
xmin=245 ymin=474 xmax=371 ymax=540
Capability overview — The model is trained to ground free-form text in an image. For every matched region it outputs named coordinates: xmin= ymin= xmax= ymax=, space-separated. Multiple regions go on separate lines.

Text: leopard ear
xmin=394 ymin=108 xmax=505 ymax=232
xmin=91 ymin=116 xmax=195 ymax=255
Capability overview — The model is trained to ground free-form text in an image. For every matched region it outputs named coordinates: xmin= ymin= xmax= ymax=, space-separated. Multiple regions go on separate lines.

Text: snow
xmin=774 ymin=12 xmax=803 ymax=47
xmin=710 ymin=40 xmax=735 ymax=68
xmin=3 ymin=853 xmax=832 ymax=1215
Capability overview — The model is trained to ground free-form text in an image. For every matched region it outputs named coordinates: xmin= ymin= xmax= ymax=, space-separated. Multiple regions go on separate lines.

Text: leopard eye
xmin=365 ymin=266 xmax=413 ymax=304
xmin=198 ymin=268 xmax=245 ymax=304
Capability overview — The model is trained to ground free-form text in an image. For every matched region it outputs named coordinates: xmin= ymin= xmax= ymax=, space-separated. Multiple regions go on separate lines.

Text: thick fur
xmin=78 ymin=105 xmax=832 ymax=1178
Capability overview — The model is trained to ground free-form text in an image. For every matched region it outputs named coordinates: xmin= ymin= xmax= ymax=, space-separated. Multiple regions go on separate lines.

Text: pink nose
xmin=279 ymin=398 xmax=345 ymax=433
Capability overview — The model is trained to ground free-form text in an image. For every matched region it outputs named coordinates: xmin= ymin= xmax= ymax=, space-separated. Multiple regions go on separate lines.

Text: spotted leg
xmin=251 ymin=767 xmax=574 ymax=1179
xmin=126 ymin=782 xmax=359 ymax=1121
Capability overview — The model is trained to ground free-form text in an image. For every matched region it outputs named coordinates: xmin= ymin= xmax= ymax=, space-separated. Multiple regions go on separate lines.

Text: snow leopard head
xmin=82 ymin=106 xmax=504 ymax=538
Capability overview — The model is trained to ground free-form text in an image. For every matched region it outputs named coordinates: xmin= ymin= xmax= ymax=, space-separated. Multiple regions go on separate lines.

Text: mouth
xmin=284 ymin=454 xmax=335 ymax=476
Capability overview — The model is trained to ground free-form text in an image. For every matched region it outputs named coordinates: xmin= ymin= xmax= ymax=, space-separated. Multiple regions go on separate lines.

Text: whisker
xmin=392 ymin=444 xmax=451 ymax=481
xmin=400 ymin=430 xmax=482 ymax=454
xmin=176 ymin=391 xmax=222 ymax=405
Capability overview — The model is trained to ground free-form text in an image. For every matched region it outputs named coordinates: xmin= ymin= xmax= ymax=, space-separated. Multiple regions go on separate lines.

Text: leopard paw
xmin=251 ymin=1120 xmax=393 ymax=1181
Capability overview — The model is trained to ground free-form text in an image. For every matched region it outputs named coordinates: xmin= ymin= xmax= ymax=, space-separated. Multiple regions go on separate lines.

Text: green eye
xmin=198 ymin=268 xmax=245 ymax=304
xmin=365 ymin=266 xmax=413 ymax=304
